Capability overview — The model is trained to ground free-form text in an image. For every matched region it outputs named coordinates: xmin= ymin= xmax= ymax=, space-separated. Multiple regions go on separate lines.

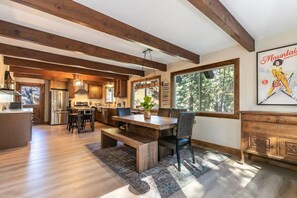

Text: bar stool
xmin=68 ymin=109 xmax=79 ymax=133
xmin=66 ymin=108 xmax=72 ymax=130
xmin=82 ymin=110 xmax=92 ymax=129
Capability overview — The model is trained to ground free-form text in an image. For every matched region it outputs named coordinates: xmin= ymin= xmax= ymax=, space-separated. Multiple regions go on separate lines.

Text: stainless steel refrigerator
xmin=50 ymin=90 xmax=69 ymax=125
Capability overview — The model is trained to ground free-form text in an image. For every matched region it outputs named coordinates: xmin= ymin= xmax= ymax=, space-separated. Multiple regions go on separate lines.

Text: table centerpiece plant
xmin=140 ymin=96 xmax=155 ymax=119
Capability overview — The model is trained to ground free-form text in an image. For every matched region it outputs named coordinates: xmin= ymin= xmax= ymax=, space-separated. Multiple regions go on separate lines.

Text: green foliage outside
xmin=175 ymin=66 xmax=234 ymax=113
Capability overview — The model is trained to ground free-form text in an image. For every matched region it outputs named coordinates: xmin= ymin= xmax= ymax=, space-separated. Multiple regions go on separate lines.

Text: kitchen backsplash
xmin=70 ymin=93 xmax=128 ymax=107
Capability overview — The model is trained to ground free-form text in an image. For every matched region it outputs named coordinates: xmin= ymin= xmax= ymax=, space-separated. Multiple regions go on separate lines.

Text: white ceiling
xmin=0 ymin=0 xmax=297 ymax=75
xmin=220 ymin=0 xmax=297 ymax=39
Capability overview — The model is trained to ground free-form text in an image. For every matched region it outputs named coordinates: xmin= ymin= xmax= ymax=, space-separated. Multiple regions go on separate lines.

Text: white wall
xmin=129 ymin=29 xmax=297 ymax=149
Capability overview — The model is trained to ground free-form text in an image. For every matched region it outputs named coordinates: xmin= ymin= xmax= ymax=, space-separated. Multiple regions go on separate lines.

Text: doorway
xmin=16 ymin=82 xmax=45 ymax=125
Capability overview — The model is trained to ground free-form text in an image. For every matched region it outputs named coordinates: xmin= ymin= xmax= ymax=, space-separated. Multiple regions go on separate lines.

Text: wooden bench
xmin=101 ymin=128 xmax=158 ymax=173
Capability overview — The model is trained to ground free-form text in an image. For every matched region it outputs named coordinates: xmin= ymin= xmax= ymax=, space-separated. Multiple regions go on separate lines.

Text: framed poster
xmin=257 ymin=43 xmax=297 ymax=105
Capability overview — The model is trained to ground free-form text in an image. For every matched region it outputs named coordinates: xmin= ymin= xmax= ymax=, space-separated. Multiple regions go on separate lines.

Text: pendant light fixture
xmin=73 ymin=74 xmax=83 ymax=87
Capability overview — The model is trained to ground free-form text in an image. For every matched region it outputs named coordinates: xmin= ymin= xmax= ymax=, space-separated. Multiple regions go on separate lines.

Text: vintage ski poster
xmin=257 ymin=44 xmax=297 ymax=105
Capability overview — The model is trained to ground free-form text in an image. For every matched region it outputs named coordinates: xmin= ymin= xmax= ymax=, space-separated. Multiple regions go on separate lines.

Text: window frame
xmin=130 ymin=75 xmax=161 ymax=111
xmin=171 ymin=58 xmax=240 ymax=119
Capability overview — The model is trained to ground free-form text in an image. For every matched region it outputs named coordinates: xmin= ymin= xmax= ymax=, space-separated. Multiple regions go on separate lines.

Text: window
xmin=131 ymin=76 xmax=160 ymax=109
xmin=21 ymin=86 xmax=41 ymax=105
xmin=106 ymin=87 xmax=115 ymax=103
xmin=171 ymin=59 xmax=239 ymax=119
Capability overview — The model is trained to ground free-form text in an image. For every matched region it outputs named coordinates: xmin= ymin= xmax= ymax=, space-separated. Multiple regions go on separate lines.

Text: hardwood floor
xmin=0 ymin=123 xmax=296 ymax=198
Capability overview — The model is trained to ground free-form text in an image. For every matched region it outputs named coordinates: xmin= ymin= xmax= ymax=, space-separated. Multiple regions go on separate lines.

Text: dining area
xmin=101 ymin=107 xmax=196 ymax=173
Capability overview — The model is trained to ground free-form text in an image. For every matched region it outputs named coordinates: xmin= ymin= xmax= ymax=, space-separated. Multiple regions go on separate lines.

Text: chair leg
xmin=176 ymin=144 xmax=181 ymax=171
xmin=68 ymin=116 xmax=72 ymax=132
xmin=171 ymin=149 xmax=174 ymax=156
xmin=189 ymin=142 xmax=195 ymax=164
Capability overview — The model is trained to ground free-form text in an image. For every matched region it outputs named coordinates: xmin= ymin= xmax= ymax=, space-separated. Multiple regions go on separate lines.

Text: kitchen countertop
xmin=71 ymin=107 xmax=95 ymax=111
xmin=0 ymin=108 xmax=33 ymax=114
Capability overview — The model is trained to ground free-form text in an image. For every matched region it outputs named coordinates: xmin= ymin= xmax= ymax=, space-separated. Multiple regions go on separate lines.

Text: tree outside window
xmin=171 ymin=59 xmax=239 ymax=119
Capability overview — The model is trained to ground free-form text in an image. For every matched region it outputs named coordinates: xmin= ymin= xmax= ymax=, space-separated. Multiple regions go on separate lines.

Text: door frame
xmin=16 ymin=82 xmax=45 ymax=124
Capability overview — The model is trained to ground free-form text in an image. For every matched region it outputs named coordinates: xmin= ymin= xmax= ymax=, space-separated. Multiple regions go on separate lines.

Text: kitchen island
xmin=0 ymin=108 xmax=33 ymax=150
xmin=95 ymin=107 xmax=117 ymax=126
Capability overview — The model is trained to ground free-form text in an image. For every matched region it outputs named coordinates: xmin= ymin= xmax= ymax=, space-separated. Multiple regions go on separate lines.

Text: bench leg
xmin=101 ymin=133 xmax=117 ymax=149
xmin=136 ymin=141 xmax=158 ymax=173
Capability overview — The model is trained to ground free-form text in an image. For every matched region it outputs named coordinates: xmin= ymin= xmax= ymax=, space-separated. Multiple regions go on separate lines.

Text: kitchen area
xmin=49 ymin=77 xmax=129 ymax=127
xmin=0 ymin=57 xmax=130 ymax=150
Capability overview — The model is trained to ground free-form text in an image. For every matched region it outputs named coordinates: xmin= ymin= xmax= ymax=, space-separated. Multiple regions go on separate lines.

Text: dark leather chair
xmin=158 ymin=112 xmax=196 ymax=171
xmin=158 ymin=108 xmax=171 ymax=117
xmin=116 ymin=108 xmax=131 ymax=129
xmin=170 ymin=108 xmax=187 ymax=118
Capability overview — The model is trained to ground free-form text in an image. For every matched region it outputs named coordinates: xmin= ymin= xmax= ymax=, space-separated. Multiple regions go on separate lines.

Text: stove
xmin=73 ymin=101 xmax=89 ymax=107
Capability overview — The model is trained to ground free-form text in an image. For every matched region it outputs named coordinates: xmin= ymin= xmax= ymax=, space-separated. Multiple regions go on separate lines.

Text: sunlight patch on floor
xmin=101 ymin=185 xmax=140 ymax=198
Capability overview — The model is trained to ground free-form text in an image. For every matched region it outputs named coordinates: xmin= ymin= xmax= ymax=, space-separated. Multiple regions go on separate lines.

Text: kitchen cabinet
xmin=68 ymin=83 xmax=75 ymax=98
xmin=95 ymin=111 xmax=104 ymax=123
xmin=95 ymin=108 xmax=117 ymax=126
xmin=241 ymin=111 xmax=297 ymax=165
xmin=50 ymin=81 xmax=67 ymax=90
xmin=0 ymin=110 xmax=32 ymax=150
xmin=114 ymin=79 xmax=127 ymax=98
xmin=107 ymin=108 xmax=117 ymax=126
xmin=88 ymin=84 xmax=102 ymax=99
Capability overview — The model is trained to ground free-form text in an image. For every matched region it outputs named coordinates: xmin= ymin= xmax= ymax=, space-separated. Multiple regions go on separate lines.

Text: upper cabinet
xmin=68 ymin=82 xmax=102 ymax=99
xmin=88 ymin=84 xmax=103 ymax=99
xmin=114 ymin=79 xmax=127 ymax=98
xmin=68 ymin=82 xmax=75 ymax=99
xmin=50 ymin=81 xmax=67 ymax=90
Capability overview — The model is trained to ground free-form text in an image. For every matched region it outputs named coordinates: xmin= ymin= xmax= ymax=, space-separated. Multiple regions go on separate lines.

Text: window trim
xmin=171 ymin=58 xmax=240 ymax=119
xmin=130 ymin=75 xmax=161 ymax=111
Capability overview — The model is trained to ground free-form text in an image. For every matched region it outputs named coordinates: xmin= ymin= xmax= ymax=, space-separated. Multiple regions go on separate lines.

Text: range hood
xmin=0 ymin=88 xmax=21 ymax=96
xmin=75 ymin=87 xmax=88 ymax=95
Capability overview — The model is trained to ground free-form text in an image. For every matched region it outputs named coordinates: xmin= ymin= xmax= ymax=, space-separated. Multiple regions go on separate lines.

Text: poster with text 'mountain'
xmin=257 ymin=44 xmax=297 ymax=105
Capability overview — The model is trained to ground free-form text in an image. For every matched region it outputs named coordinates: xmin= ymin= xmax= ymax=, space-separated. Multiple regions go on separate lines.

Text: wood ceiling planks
xmin=11 ymin=0 xmax=200 ymax=63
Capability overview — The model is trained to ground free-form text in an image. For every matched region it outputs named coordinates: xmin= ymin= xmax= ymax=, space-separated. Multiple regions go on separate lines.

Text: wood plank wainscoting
xmin=241 ymin=111 xmax=297 ymax=169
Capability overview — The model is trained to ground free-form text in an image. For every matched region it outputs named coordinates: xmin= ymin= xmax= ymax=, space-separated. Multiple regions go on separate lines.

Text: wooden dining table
xmin=112 ymin=114 xmax=178 ymax=140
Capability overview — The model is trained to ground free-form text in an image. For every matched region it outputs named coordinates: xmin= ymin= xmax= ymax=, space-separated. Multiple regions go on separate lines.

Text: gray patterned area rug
xmin=86 ymin=143 xmax=229 ymax=198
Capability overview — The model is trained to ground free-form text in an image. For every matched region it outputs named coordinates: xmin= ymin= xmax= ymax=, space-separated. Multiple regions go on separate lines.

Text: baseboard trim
xmin=192 ymin=139 xmax=241 ymax=159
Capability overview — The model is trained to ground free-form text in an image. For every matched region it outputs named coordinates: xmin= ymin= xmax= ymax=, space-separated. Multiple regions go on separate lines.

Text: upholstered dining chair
xmin=116 ymin=108 xmax=131 ymax=129
xmin=158 ymin=112 xmax=196 ymax=171
xmin=170 ymin=108 xmax=187 ymax=118
xmin=157 ymin=108 xmax=171 ymax=117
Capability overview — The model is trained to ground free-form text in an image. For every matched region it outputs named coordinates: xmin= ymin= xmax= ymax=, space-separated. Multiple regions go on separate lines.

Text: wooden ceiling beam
xmin=14 ymin=73 xmax=105 ymax=86
xmin=4 ymin=57 xmax=113 ymax=81
xmin=11 ymin=0 xmax=200 ymax=63
xmin=10 ymin=66 xmax=113 ymax=83
xmin=0 ymin=43 xmax=130 ymax=80
xmin=188 ymin=0 xmax=255 ymax=52
xmin=14 ymin=73 xmax=70 ymax=82
xmin=0 ymin=20 xmax=166 ymax=71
